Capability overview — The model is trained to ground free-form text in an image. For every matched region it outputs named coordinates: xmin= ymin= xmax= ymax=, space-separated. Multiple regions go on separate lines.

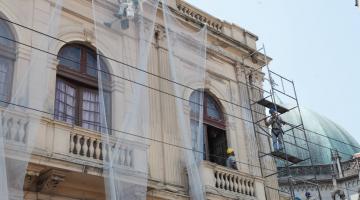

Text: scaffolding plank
xmin=256 ymin=99 xmax=289 ymax=114
xmin=271 ymin=151 xmax=303 ymax=164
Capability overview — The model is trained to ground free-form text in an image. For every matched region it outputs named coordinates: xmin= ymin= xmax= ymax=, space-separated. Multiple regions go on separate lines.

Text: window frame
xmin=203 ymin=92 xmax=225 ymax=130
xmin=189 ymin=91 xmax=227 ymax=165
xmin=57 ymin=44 xmax=98 ymax=87
xmin=55 ymin=44 xmax=111 ymax=132
xmin=0 ymin=20 xmax=16 ymax=106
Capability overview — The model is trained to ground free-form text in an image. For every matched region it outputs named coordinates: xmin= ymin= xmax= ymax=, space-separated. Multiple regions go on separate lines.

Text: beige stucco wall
xmin=0 ymin=0 xmax=278 ymax=199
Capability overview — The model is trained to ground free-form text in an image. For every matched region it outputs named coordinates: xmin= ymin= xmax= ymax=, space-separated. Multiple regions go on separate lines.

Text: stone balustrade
xmin=0 ymin=105 xmax=144 ymax=172
xmin=201 ymin=161 xmax=258 ymax=199
xmin=1 ymin=109 xmax=29 ymax=144
xmin=69 ymin=132 xmax=134 ymax=168
xmin=214 ymin=167 xmax=255 ymax=196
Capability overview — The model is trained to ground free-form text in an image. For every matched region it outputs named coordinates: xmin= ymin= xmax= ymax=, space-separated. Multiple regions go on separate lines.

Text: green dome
xmin=281 ymin=108 xmax=360 ymax=165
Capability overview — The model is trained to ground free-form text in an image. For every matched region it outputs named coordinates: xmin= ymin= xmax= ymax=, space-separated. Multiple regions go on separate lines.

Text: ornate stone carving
xmin=23 ymin=164 xmax=45 ymax=192
xmin=154 ymin=24 xmax=166 ymax=43
xmin=37 ymin=169 xmax=66 ymax=194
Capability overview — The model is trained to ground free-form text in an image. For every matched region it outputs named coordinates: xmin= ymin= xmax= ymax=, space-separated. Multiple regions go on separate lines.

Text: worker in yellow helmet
xmin=226 ymin=148 xmax=238 ymax=170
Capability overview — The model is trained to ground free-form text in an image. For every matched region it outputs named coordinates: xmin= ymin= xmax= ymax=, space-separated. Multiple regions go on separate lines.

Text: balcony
xmin=201 ymin=161 xmax=259 ymax=200
xmin=1 ymin=108 xmax=147 ymax=177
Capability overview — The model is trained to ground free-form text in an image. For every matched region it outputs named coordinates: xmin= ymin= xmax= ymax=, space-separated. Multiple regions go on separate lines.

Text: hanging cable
xmin=1 ymin=16 xmax=358 ymax=155
xmin=1 ymin=16 xmax=359 ymax=193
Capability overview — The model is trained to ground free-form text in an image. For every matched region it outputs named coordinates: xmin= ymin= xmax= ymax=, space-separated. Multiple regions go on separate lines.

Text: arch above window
xmin=190 ymin=90 xmax=225 ymax=128
xmin=0 ymin=19 xmax=15 ymax=49
xmin=55 ymin=43 xmax=111 ymax=132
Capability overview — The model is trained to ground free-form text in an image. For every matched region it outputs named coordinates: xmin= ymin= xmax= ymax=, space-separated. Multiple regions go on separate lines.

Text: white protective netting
xmin=162 ymin=0 xmax=207 ymax=199
xmin=93 ymin=0 xmax=159 ymax=199
xmin=0 ymin=0 xmax=63 ymax=199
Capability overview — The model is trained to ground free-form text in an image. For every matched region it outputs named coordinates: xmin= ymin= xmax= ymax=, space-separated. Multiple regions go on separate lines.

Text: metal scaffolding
xmin=243 ymin=44 xmax=322 ymax=200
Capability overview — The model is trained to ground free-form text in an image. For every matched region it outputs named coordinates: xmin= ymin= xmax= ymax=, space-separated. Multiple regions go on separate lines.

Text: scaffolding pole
xmin=243 ymin=44 xmax=322 ymax=200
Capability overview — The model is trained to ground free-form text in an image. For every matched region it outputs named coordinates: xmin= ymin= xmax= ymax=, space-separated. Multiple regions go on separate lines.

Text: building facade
xmin=0 ymin=0 xmax=281 ymax=199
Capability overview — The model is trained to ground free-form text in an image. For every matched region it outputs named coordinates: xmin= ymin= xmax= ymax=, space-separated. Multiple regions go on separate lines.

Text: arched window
xmin=55 ymin=43 xmax=110 ymax=132
xmin=190 ymin=90 xmax=227 ymax=166
xmin=0 ymin=19 xmax=15 ymax=106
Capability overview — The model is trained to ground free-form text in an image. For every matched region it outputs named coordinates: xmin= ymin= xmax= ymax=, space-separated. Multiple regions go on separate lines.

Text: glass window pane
xmin=0 ymin=56 xmax=12 ymax=104
xmin=206 ymin=95 xmax=222 ymax=120
xmin=55 ymin=79 xmax=77 ymax=124
xmin=82 ymin=89 xmax=101 ymax=132
xmin=86 ymin=51 xmax=97 ymax=77
xmin=58 ymin=46 xmax=81 ymax=71
xmin=0 ymin=20 xmax=15 ymax=48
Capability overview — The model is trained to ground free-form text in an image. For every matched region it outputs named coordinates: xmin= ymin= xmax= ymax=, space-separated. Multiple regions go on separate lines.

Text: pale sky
xmin=186 ymin=0 xmax=360 ymax=144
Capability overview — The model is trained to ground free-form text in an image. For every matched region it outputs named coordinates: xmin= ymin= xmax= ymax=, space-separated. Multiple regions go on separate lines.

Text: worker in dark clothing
xmin=305 ymin=191 xmax=317 ymax=200
xmin=265 ymin=108 xmax=286 ymax=151
xmin=226 ymin=148 xmax=238 ymax=170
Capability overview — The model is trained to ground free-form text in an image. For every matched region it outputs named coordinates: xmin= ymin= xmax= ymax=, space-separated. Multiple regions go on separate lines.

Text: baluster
xmin=240 ymin=178 xmax=245 ymax=194
xmin=109 ymin=145 xmax=121 ymax=165
xmin=214 ymin=171 xmax=218 ymax=188
xmin=128 ymin=149 xmax=133 ymax=167
xmin=14 ymin=119 xmax=21 ymax=142
xmin=9 ymin=118 xmax=16 ymax=141
xmin=21 ymin=121 xmax=28 ymax=144
xmin=79 ymin=136 xmax=85 ymax=156
xmin=17 ymin=119 xmax=26 ymax=143
xmin=70 ymin=133 xmax=74 ymax=153
xmin=225 ymin=174 xmax=230 ymax=190
xmin=233 ymin=176 xmax=238 ymax=193
xmin=89 ymin=137 xmax=94 ymax=158
xmin=5 ymin=118 xmax=12 ymax=139
xmin=126 ymin=148 xmax=132 ymax=166
xmin=124 ymin=148 xmax=128 ymax=166
xmin=13 ymin=119 xmax=21 ymax=141
xmin=237 ymin=177 xmax=241 ymax=193
xmin=250 ymin=180 xmax=254 ymax=196
xmin=216 ymin=171 xmax=220 ymax=188
xmin=95 ymin=140 xmax=101 ymax=159
xmin=118 ymin=146 xmax=124 ymax=165
xmin=221 ymin=172 xmax=225 ymax=189
xmin=17 ymin=120 xmax=25 ymax=143
xmin=245 ymin=179 xmax=250 ymax=195
xmin=75 ymin=135 xmax=81 ymax=155
xmin=102 ymin=143 xmax=108 ymax=162
xmin=229 ymin=174 xmax=234 ymax=192
xmin=83 ymin=137 xmax=89 ymax=157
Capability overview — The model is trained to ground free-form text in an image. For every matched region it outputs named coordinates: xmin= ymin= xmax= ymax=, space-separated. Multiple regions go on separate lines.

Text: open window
xmin=190 ymin=90 xmax=228 ymax=166
xmin=55 ymin=43 xmax=111 ymax=132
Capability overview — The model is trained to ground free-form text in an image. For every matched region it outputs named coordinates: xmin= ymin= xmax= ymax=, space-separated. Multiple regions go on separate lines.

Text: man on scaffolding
xmin=265 ymin=108 xmax=286 ymax=151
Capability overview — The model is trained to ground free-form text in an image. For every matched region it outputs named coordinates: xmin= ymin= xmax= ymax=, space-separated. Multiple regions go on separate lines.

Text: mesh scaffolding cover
xmin=93 ymin=0 xmax=159 ymax=199
xmin=0 ymin=0 xmax=63 ymax=199
xmin=162 ymin=0 xmax=207 ymax=199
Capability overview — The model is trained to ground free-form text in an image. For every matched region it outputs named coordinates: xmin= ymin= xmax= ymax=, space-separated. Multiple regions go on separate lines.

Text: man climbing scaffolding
xmin=265 ymin=108 xmax=286 ymax=151
xmin=226 ymin=148 xmax=238 ymax=170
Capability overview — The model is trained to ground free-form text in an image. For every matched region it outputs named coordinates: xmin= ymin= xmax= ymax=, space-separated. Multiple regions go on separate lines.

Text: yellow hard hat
xmin=227 ymin=148 xmax=234 ymax=154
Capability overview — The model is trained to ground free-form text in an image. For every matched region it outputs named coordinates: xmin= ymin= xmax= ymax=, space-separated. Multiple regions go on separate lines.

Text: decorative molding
xmin=37 ymin=169 xmax=66 ymax=194
xmin=176 ymin=1 xmax=222 ymax=32
xmin=24 ymin=165 xmax=44 ymax=192
xmin=154 ymin=24 xmax=166 ymax=42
